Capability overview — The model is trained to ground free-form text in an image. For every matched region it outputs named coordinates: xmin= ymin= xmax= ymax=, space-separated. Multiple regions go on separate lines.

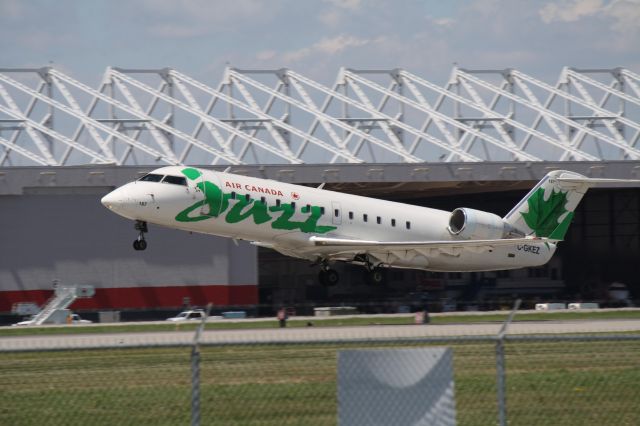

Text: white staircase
xmin=32 ymin=285 xmax=94 ymax=325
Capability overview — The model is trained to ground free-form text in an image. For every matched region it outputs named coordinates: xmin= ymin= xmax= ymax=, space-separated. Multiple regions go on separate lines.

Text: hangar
xmin=1 ymin=66 xmax=639 ymax=318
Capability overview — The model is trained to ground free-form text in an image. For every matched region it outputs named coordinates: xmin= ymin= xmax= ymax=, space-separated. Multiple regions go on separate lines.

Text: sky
xmin=1 ymin=0 xmax=639 ymax=86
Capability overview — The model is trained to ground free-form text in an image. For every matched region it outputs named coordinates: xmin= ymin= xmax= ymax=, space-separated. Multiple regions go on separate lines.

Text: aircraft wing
xmin=309 ymin=236 xmax=556 ymax=252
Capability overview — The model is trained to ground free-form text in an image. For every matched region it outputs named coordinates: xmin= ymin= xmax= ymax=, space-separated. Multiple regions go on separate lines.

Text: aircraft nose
xmin=101 ymin=189 xmax=128 ymax=210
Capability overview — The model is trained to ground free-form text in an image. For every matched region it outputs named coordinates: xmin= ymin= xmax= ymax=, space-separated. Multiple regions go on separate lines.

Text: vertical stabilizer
xmin=503 ymin=170 xmax=590 ymax=240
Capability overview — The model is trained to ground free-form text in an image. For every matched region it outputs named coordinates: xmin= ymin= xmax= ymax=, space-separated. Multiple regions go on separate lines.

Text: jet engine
xmin=448 ymin=207 xmax=507 ymax=240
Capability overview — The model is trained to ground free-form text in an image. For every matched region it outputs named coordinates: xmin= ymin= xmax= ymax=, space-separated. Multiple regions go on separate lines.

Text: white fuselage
xmin=101 ymin=166 xmax=555 ymax=272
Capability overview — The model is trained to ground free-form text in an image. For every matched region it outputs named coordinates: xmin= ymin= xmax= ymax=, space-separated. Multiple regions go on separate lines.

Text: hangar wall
xmin=1 ymin=163 xmax=638 ymax=315
xmin=0 ymin=187 xmax=258 ymax=313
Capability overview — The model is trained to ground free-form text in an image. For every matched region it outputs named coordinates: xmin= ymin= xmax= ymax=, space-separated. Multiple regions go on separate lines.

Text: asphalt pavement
xmin=2 ymin=318 xmax=639 ymax=352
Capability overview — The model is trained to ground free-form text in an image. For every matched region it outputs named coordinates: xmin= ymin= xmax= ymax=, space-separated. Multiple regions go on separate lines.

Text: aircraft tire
xmin=365 ymin=268 xmax=386 ymax=285
xmin=133 ymin=240 xmax=140 ymax=250
xmin=138 ymin=240 xmax=147 ymax=250
xmin=326 ymin=269 xmax=339 ymax=286
xmin=319 ymin=269 xmax=339 ymax=287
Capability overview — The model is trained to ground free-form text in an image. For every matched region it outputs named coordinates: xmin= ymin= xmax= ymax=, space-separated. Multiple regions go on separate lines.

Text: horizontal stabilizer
xmin=556 ymin=177 xmax=640 ymax=186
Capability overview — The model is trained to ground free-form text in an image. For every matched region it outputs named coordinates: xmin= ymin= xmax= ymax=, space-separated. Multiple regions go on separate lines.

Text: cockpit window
xmin=139 ymin=173 xmax=164 ymax=182
xmin=162 ymin=175 xmax=187 ymax=186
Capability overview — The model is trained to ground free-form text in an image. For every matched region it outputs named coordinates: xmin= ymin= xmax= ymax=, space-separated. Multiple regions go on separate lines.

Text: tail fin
xmin=503 ymin=170 xmax=590 ymax=240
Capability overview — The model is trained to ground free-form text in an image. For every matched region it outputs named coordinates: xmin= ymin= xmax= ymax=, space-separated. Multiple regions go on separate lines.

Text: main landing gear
xmin=319 ymin=267 xmax=339 ymax=287
xmin=366 ymin=267 xmax=385 ymax=285
xmin=316 ymin=259 xmax=339 ymax=287
xmin=355 ymin=254 xmax=385 ymax=285
xmin=133 ymin=220 xmax=148 ymax=251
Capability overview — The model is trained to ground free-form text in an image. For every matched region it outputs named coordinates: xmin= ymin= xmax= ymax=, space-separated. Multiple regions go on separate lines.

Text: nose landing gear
xmin=133 ymin=220 xmax=148 ymax=251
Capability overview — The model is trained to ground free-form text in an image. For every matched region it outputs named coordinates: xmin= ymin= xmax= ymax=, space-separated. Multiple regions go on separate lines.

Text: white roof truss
xmin=0 ymin=66 xmax=638 ymax=166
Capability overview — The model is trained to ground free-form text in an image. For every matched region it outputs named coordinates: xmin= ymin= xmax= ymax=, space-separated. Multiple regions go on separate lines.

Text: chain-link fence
xmin=1 ymin=328 xmax=639 ymax=425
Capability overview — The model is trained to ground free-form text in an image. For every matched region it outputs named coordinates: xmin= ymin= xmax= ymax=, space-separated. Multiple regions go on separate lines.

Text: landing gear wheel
xmin=319 ymin=268 xmax=339 ymax=287
xmin=364 ymin=267 xmax=386 ymax=285
xmin=133 ymin=239 xmax=147 ymax=251
xmin=133 ymin=220 xmax=148 ymax=251
xmin=370 ymin=268 xmax=384 ymax=284
xmin=325 ymin=269 xmax=339 ymax=286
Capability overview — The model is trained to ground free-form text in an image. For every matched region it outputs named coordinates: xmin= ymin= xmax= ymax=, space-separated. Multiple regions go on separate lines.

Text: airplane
xmin=100 ymin=166 xmax=637 ymax=286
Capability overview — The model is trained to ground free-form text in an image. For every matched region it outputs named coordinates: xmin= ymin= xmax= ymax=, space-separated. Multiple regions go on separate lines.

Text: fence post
xmin=496 ymin=299 xmax=521 ymax=426
xmin=191 ymin=304 xmax=212 ymax=426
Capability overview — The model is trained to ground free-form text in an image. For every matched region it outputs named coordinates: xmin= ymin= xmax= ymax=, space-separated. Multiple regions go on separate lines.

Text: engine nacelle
xmin=448 ymin=208 xmax=506 ymax=240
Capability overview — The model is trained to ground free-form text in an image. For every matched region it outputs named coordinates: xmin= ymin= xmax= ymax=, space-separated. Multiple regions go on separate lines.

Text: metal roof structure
xmin=0 ymin=66 xmax=638 ymax=166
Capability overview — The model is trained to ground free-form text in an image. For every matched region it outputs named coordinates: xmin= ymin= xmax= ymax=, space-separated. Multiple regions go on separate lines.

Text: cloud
xmin=16 ymin=31 xmax=77 ymax=52
xmin=319 ymin=0 xmax=363 ymax=27
xmin=606 ymin=0 xmax=640 ymax=33
xmin=281 ymin=34 xmax=370 ymax=63
xmin=136 ymin=0 xmax=281 ymax=37
xmin=538 ymin=0 xmax=640 ymax=51
xmin=139 ymin=0 xmax=270 ymax=22
xmin=146 ymin=23 xmax=210 ymax=38
xmin=1 ymin=0 xmax=638 ymax=93
xmin=539 ymin=0 xmax=604 ymax=23
xmin=539 ymin=0 xmax=640 ymax=31
xmin=323 ymin=0 xmax=362 ymax=11
xmin=256 ymin=50 xmax=277 ymax=61
xmin=431 ymin=17 xmax=456 ymax=27
xmin=0 ymin=0 xmax=28 ymax=20
xmin=319 ymin=9 xmax=343 ymax=26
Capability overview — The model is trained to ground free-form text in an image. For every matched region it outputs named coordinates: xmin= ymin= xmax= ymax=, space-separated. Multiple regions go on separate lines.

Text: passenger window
xmin=245 ymin=194 xmax=251 ymax=201
xmin=260 ymin=196 xmax=266 ymax=205
xmin=391 ymin=219 xmax=396 ymax=227
xmin=334 ymin=209 xmax=339 ymax=217
xmin=291 ymin=202 xmax=296 ymax=209
xmin=348 ymin=211 xmax=354 ymax=220
xmin=406 ymin=221 xmax=411 ymax=230
xmin=363 ymin=214 xmax=368 ymax=222
xmin=139 ymin=173 xmax=164 ymax=182
xmin=231 ymin=192 xmax=236 ymax=199
xmin=161 ymin=175 xmax=187 ymax=186
xmin=276 ymin=199 xmax=281 ymax=207
xmin=306 ymin=204 xmax=311 ymax=211
xmin=376 ymin=216 xmax=381 ymax=224
xmin=320 ymin=207 xmax=325 ymax=215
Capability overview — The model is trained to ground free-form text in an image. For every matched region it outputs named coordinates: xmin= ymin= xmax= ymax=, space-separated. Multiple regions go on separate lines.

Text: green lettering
xmin=300 ymin=205 xmax=336 ymax=234
xmin=269 ymin=204 xmax=302 ymax=230
xmin=226 ymin=199 xmax=272 ymax=225
xmin=196 ymin=180 xmax=224 ymax=217
xmin=175 ymin=200 xmax=209 ymax=222
xmin=176 ymin=169 xmax=337 ymax=233
xmin=176 ymin=180 xmax=226 ymax=222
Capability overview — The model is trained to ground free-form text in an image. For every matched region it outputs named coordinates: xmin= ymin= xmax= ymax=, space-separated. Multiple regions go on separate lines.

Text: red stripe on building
xmin=1 ymin=285 xmax=258 ymax=312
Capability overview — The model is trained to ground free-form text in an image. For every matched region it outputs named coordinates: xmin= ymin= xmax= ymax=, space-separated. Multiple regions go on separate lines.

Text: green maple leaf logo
xmin=521 ymin=187 xmax=574 ymax=239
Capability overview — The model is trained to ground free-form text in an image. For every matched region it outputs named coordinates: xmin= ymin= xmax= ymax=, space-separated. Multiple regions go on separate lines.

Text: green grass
xmin=504 ymin=340 xmax=640 ymax=425
xmin=1 ymin=339 xmax=638 ymax=425
xmin=1 ymin=309 xmax=639 ymax=337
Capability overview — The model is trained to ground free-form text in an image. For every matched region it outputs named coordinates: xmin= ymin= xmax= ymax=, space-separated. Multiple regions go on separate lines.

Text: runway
xmin=2 ymin=319 xmax=639 ymax=352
